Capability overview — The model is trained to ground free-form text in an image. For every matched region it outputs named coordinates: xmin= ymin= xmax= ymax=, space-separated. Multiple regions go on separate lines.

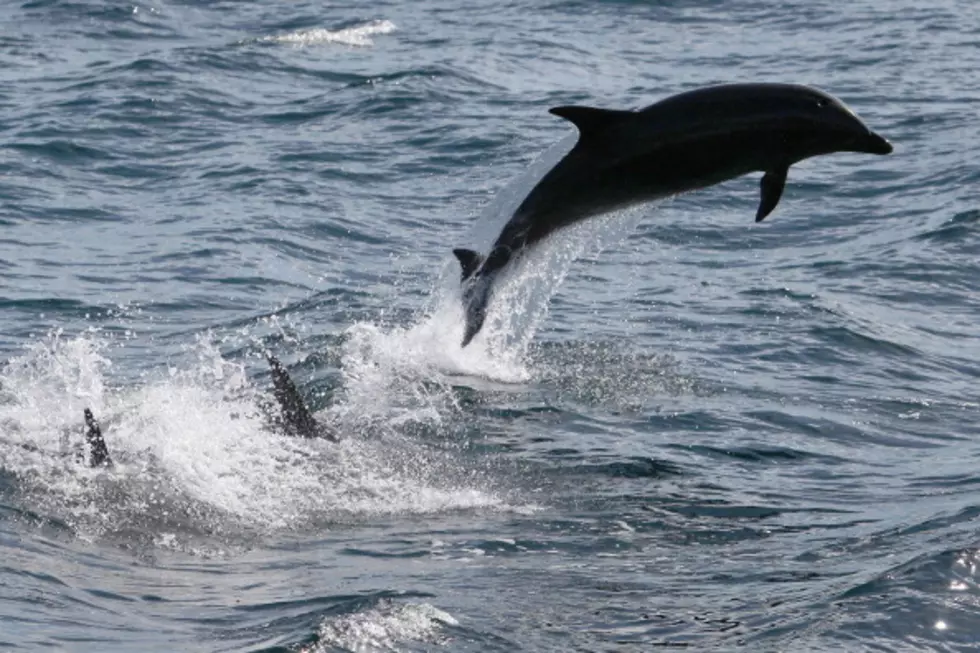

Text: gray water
xmin=1 ymin=1 xmax=978 ymax=650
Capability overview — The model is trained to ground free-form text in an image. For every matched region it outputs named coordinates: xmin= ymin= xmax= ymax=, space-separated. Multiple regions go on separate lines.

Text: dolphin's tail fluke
xmin=266 ymin=355 xmax=337 ymax=441
xmin=452 ymin=248 xmax=484 ymax=282
xmin=83 ymin=408 xmax=112 ymax=468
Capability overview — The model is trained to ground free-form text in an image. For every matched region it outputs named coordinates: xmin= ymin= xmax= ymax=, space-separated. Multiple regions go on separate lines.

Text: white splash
xmin=333 ymin=194 xmax=650 ymax=413
xmin=306 ymin=601 xmax=458 ymax=653
xmin=265 ymin=20 xmax=396 ymax=47
xmin=0 ymin=331 xmax=514 ymax=549
xmin=0 ymin=328 xmax=110 ymax=435
xmin=324 ymin=128 xmax=656 ymax=438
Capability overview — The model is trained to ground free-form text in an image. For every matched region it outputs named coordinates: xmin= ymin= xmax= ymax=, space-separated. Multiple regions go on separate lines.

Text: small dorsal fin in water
xmin=266 ymin=355 xmax=337 ymax=442
xmin=452 ymin=248 xmax=484 ymax=281
xmin=756 ymin=164 xmax=789 ymax=222
xmin=83 ymin=408 xmax=112 ymax=468
xmin=548 ymin=106 xmax=634 ymax=145
xmin=77 ymin=358 xmax=338 ymax=465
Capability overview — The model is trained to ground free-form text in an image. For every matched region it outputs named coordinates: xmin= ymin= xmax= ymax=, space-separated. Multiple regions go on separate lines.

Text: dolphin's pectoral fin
xmin=549 ymin=106 xmax=633 ymax=143
xmin=267 ymin=355 xmax=337 ymax=442
xmin=452 ymin=248 xmax=484 ymax=281
xmin=756 ymin=165 xmax=789 ymax=222
xmin=83 ymin=408 xmax=112 ymax=468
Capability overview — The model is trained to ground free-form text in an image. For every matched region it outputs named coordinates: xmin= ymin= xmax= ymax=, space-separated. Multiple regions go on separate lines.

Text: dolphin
xmin=453 ymin=83 xmax=893 ymax=346
xmin=78 ymin=355 xmax=335 ymax=468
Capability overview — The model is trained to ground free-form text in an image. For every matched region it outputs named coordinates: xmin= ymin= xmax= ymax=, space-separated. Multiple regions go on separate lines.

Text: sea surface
xmin=1 ymin=1 xmax=978 ymax=651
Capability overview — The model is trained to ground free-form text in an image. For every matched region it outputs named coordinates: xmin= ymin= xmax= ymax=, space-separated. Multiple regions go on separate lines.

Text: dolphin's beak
xmin=859 ymin=130 xmax=893 ymax=155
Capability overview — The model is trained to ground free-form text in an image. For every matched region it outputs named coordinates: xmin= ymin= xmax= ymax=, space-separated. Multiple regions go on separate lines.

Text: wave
xmin=263 ymin=20 xmax=397 ymax=47
xmin=303 ymin=600 xmax=457 ymax=653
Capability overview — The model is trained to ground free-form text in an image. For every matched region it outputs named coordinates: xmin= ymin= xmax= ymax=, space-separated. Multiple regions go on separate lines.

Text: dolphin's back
xmin=636 ymin=83 xmax=845 ymax=134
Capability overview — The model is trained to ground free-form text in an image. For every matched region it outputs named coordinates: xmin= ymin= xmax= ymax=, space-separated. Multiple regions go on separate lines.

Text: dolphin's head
xmin=645 ymin=83 xmax=893 ymax=161
xmin=787 ymin=85 xmax=893 ymax=158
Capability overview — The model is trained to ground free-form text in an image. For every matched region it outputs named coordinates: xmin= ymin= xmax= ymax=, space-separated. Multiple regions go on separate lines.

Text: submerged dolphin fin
xmin=756 ymin=165 xmax=789 ymax=222
xmin=549 ymin=106 xmax=633 ymax=143
xmin=83 ymin=408 xmax=112 ymax=468
xmin=453 ymin=248 xmax=484 ymax=281
xmin=267 ymin=355 xmax=336 ymax=442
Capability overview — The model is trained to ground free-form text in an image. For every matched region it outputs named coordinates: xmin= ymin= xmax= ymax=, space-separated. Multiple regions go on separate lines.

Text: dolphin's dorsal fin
xmin=549 ymin=106 xmax=632 ymax=142
xmin=756 ymin=165 xmax=789 ymax=222
xmin=453 ymin=248 xmax=484 ymax=281
xmin=266 ymin=355 xmax=332 ymax=441
xmin=83 ymin=408 xmax=112 ymax=468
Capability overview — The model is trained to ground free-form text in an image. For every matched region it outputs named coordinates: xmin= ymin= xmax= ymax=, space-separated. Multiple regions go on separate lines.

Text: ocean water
xmin=1 ymin=0 xmax=978 ymax=650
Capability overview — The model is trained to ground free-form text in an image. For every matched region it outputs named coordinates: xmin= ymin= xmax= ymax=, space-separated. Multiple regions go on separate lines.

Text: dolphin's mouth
xmin=858 ymin=130 xmax=893 ymax=155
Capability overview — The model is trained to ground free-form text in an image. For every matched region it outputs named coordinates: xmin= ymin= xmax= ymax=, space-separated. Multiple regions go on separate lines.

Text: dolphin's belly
xmin=497 ymin=129 xmax=792 ymax=255
xmin=525 ymin=131 xmax=783 ymax=232
xmin=604 ymin=131 xmax=782 ymax=203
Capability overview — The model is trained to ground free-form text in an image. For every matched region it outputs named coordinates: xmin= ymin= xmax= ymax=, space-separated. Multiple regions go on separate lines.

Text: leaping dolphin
xmin=453 ymin=83 xmax=893 ymax=347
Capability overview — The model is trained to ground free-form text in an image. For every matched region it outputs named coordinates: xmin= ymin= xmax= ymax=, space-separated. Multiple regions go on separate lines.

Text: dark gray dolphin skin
xmin=83 ymin=408 xmax=112 ymax=468
xmin=265 ymin=355 xmax=337 ymax=442
xmin=79 ymin=355 xmax=335 ymax=467
xmin=453 ymin=83 xmax=893 ymax=346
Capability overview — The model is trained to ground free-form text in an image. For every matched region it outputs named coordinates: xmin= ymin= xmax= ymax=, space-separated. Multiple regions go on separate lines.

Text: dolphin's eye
xmin=816 ymin=99 xmax=828 ymax=108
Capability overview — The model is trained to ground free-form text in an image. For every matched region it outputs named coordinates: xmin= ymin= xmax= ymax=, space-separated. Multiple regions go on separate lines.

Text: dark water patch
xmin=0 ymin=297 xmax=93 ymax=314
xmin=258 ymin=105 xmax=343 ymax=126
xmin=572 ymin=456 xmax=686 ymax=479
xmin=341 ymin=545 xmax=433 ymax=559
xmin=811 ymin=508 xmax=980 ymax=570
xmin=212 ymin=275 xmax=309 ymax=292
xmin=632 ymin=218 xmax=749 ymax=249
xmin=915 ymin=208 xmax=980 ymax=244
xmin=813 ymin=545 xmax=980 ymax=650
xmin=657 ymin=500 xmax=786 ymax=521
xmin=809 ymin=324 xmax=921 ymax=359
xmin=5 ymin=140 xmax=116 ymax=163
xmin=199 ymin=164 xmax=263 ymax=181
xmin=0 ymin=498 xmax=76 ymax=538
xmin=307 ymin=219 xmax=389 ymax=246
xmin=838 ymin=546 xmax=980 ymax=601
xmin=742 ymin=409 xmax=934 ymax=450
xmin=186 ymin=47 xmax=343 ymax=81
xmin=939 ymin=357 xmax=980 ymax=381
xmin=738 ymin=286 xmax=818 ymax=303
xmin=94 ymin=162 xmax=175 ymax=182
xmin=674 ymin=442 xmax=846 ymax=466
xmin=910 ymin=474 xmax=980 ymax=491
xmin=21 ymin=0 xmax=174 ymax=33
xmin=644 ymin=410 xmax=732 ymax=433
xmin=473 ymin=404 xmax=563 ymax=421
xmin=93 ymin=101 xmax=197 ymax=128
xmin=811 ymin=257 xmax=980 ymax=290
xmin=106 ymin=56 xmax=180 ymax=77
xmin=33 ymin=206 xmax=122 ymax=223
